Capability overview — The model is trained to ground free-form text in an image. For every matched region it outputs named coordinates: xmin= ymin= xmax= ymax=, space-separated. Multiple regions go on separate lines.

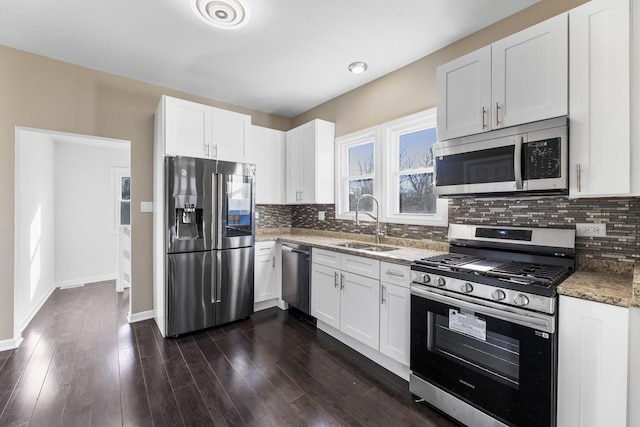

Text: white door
xmin=340 ymin=271 xmax=380 ymax=349
xmin=248 ymin=126 xmax=285 ymax=204
xmin=492 ymin=13 xmax=568 ymax=129
xmin=379 ymin=282 xmax=410 ymax=365
xmin=311 ymin=263 xmax=341 ymax=329
xmin=300 ymin=122 xmax=316 ymax=203
xmin=212 ymin=107 xmax=250 ymax=162
xmin=436 ymin=46 xmax=491 ymax=140
xmin=164 ymin=97 xmax=212 ymax=158
xmin=254 ymin=246 xmax=276 ymax=303
xmin=285 ymin=127 xmax=304 ymax=203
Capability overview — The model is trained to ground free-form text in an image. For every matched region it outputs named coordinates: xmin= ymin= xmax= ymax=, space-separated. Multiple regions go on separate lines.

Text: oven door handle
xmin=411 ymin=286 xmax=555 ymax=333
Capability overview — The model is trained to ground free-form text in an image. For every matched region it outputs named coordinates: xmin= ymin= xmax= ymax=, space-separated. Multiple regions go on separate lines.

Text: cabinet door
xmin=492 ymin=13 xmax=568 ymax=129
xmin=557 ymin=296 xmax=629 ymax=427
xmin=436 ymin=46 xmax=492 ymax=140
xmin=569 ymin=0 xmax=630 ymax=197
xmin=212 ymin=107 xmax=250 ymax=162
xmin=300 ymin=122 xmax=316 ymax=203
xmin=254 ymin=241 xmax=276 ymax=303
xmin=164 ymin=97 xmax=212 ymax=158
xmin=311 ymin=263 xmax=341 ymax=329
xmin=379 ymin=282 xmax=410 ymax=366
xmin=340 ymin=272 xmax=380 ymax=349
xmin=248 ymin=126 xmax=285 ymax=204
xmin=285 ymin=128 xmax=304 ymax=203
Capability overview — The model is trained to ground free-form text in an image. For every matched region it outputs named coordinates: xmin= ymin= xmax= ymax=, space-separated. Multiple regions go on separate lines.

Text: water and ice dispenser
xmin=174 ymin=194 xmax=203 ymax=240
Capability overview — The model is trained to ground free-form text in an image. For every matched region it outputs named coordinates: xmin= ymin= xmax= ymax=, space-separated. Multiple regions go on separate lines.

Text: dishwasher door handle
xmin=282 ymin=246 xmax=309 ymax=256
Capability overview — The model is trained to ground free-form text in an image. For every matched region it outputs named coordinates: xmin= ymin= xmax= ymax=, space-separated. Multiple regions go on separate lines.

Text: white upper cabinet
xmin=569 ymin=0 xmax=632 ymax=197
xmin=285 ymin=119 xmax=335 ymax=204
xmin=437 ymin=46 xmax=492 ymax=141
xmin=437 ymin=14 xmax=568 ymax=141
xmin=159 ymin=95 xmax=250 ymax=162
xmin=247 ymin=125 xmax=285 ymax=204
xmin=164 ymin=96 xmax=213 ymax=158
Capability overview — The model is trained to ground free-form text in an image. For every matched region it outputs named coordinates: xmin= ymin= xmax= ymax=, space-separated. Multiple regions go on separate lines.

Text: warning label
xmin=449 ymin=309 xmax=487 ymax=341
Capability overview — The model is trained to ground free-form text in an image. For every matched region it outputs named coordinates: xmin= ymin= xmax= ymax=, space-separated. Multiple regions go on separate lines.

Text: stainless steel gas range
xmin=409 ymin=224 xmax=575 ymax=427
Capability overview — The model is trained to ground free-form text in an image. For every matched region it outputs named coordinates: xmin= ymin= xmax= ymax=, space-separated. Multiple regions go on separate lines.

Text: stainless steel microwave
xmin=434 ymin=116 xmax=568 ymax=198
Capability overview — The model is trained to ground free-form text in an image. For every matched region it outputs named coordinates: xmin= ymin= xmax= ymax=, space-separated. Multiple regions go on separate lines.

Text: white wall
xmin=54 ymin=140 xmax=129 ymax=287
xmin=629 ymin=307 xmax=640 ymax=426
xmin=14 ymin=130 xmax=57 ymax=333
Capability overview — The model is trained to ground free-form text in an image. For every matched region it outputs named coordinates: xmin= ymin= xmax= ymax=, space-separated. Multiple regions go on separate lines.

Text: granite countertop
xmin=256 ymin=227 xmax=447 ymax=265
xmin=258 ymin=227 xmax=640 ymax=308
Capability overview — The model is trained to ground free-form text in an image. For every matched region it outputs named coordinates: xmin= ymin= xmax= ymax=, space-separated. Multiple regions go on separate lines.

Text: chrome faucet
xmin=354 ymin=194 xmax=383 ymax=245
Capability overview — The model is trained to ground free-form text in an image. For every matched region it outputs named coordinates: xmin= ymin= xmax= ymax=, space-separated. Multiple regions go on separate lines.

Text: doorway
xmin=14 ymin=127 xmax=132 ymax=338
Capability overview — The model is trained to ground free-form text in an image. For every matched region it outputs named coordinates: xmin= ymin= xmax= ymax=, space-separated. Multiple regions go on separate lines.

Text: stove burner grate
xmin=414 ymin=253 xmax=482 ymax=269
xmin=483 ymin=261 xmax=570 ymax=287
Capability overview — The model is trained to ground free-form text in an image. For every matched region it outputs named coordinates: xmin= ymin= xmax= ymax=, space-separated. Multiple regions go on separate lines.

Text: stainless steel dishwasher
xmin=281 ymin=242 xmax=311 ymax=314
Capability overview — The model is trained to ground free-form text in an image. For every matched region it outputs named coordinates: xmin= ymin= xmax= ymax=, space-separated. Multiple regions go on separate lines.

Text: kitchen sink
xmin=334 ymin=242 xmax=399 ymax=252
xmin=361 ymin=245 xmax=398 ymax=252
xmin=334 ymin=241 xmax=372 ymax=249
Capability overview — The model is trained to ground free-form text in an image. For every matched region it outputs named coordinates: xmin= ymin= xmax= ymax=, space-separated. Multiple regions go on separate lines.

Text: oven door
xmin=410 ymin=285 xmax=556 ymax=427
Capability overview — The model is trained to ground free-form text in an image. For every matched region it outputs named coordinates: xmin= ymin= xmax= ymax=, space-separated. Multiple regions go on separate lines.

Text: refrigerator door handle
xmin=212 ymin=173 xmax=218 ymax=247
xmin=212 ymin=252 xmax=222 ymax=304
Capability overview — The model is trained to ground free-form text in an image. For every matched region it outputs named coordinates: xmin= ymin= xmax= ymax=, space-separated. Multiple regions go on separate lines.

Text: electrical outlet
xmin=318 ymin=211 xmax=326 ymax=221
xmin=576 ymin=223 xmax=607 ymax=237
xmin=140 ymin=201 xmax=153 ymax=213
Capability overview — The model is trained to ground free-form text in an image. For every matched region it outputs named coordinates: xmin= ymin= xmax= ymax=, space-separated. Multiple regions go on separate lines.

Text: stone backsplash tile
xmin=279 ymin=197 xmax=640 ymax=262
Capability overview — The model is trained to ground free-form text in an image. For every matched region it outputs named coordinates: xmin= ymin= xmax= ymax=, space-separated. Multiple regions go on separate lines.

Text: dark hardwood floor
xmin=0 ymin=281 xmax=458 ymax=426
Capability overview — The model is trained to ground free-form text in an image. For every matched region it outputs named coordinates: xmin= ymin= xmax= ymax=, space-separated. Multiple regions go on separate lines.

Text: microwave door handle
xmin=514 ymin=136 xmax=524 ymax=190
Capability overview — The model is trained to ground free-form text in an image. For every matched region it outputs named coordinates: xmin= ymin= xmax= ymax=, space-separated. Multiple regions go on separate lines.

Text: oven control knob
xmin=491 ymin=289 xmax=506 ymax=301
xmin=435 ymin=277 xmax=446 ymax=287
xmin=514 ymin=294 xmax=530 ymax=306
xmin=460 ymin=282 xmax=473 ymax=293
xmin=421 ymin=274 xmax=431 ymax=284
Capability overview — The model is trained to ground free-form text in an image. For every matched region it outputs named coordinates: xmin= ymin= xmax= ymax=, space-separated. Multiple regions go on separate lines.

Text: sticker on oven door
xmin=449 ymin=309 xmax=487 ymax=341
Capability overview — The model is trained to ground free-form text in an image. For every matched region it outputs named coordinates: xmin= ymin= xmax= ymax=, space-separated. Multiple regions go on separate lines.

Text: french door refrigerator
xmin=164 ymin=156 xmax=255 ymax=336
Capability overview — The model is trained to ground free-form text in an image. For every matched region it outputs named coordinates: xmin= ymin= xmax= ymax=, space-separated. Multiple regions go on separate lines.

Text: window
xmin=383 ymin=109 xmax=447 ymax=225
xmin=335 ymin=128 xmax=380 ymax=217
xmin=335 ymin=109 xmax=447 ymax=226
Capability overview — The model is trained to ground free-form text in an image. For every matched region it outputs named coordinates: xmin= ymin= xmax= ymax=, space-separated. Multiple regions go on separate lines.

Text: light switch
xmin=140 ymin=201 xmax=153 ymax=213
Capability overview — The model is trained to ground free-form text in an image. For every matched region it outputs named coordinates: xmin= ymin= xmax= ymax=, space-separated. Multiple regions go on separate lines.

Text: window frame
xmin=334 ymin=109 xmax=448 ymax=227
xmin=335 ymin=126 xmax=382 ymax=220
xmin=382 ymin=108 xmax=448 ymax=226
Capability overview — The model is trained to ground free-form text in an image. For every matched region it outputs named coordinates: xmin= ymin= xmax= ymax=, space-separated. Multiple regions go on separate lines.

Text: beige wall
xmin=293 ymin=0 xmax=588 ymax=136
xmin=0 ymin=45 xmax=291 ymax=342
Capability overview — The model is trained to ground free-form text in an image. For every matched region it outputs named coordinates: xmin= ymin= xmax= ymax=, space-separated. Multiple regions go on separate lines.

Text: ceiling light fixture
xmin=192 ymin=0 xmax=250 ymax=30
xmin=348 ymin=61 xmax=368 ymax=74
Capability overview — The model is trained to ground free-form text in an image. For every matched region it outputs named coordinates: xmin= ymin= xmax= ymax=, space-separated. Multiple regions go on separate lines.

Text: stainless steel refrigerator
xmin=165 ymin=156 xmax=255 ymax=336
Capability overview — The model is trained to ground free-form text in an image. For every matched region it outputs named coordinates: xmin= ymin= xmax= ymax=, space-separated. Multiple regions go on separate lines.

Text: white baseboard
xmin=57 ymin=274 xmax=117 ymax=289
xmin=128 ymin=309 xmax=154 ymax=323
xmin=254 ymin=299 xmax=278 ymax=312
xmin=317 ymin=320 xmax=410 ymax=381
xmin=0 ymin=334 xmax=23 ymax=352
xmin=18 ymin=285 xmax=56 ymax=332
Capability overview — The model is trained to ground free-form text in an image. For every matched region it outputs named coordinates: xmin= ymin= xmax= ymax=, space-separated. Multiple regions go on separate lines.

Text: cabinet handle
xmin=334 ymin=272 xmax=339 ymax=288
xmin=482 ymin=106 xmax=487 ymax=129
xmin=205 ymin=143 xmax=210 ymax=156
xmin=386 ymin=270 xmax=405 ymax=278
xmin=577 ymin=164 xmax=582 ymax=193
xmin=340 ymin=274 xmax=345 ymax=290
xmin=272 ymin=256 xmax=275 ymax=268
xmin=258 ymin=246 xmax=272 ymax=251
xmin=381 ymin=285 xmax=386 ymax=304
xmin=495 ymin=102 xmax=501 ymax=126
xmin=213 ymin=144 xmax=218 ymax=158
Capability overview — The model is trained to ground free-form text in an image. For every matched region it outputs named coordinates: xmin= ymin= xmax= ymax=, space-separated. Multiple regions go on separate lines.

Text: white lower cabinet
xmin=379 ymin=262 xmax=411 ymax=366
xmin=254 ymin=241 xmax=277 ymax=309
xmin=557 ymin=295 xmax=629 ymax=427
xmin=311 ymin=248 xmax=411 ymax=378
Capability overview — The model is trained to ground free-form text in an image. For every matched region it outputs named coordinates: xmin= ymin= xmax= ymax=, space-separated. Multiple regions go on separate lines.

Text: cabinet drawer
xmin=380 ymin=262 xmax=410 ymax=288
xmin=341 ymin=254 xmax=380 ymax=280
xmin=313 ymin=248 xmax=341 ymax=268
xmin=255 ymin=241 xmax=275 ymax=255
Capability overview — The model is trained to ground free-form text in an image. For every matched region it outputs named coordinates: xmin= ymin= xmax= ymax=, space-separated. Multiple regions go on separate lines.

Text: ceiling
xmin=0 ymin=0 xmax=538 ymax=118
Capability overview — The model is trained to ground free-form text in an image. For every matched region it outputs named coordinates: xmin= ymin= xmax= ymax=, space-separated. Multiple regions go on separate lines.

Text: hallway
xmin=0 ymin=281 xmax=455 ymax=426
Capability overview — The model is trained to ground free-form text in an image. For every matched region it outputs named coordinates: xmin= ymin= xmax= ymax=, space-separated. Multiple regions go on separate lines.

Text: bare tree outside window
xmin=398 ymin=128 xmax=437 ymax=214
xmin=348 ymin=142 xmax=375 ymax=211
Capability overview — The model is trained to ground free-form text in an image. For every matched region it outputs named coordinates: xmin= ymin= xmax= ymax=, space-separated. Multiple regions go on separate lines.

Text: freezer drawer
xmin=166 ymin=246 xmax=254 ymax=336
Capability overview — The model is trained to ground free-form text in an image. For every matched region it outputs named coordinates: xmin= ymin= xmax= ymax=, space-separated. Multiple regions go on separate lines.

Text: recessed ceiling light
xmin=192 ymin=0 xmax=250 ymax=30
xmin=348 ymin=62 xmax=368 ymax=74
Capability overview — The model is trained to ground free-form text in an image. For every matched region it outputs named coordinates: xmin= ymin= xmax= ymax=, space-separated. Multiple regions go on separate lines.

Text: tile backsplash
xmin=258 ymin=197 xmax=640 ymax=263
